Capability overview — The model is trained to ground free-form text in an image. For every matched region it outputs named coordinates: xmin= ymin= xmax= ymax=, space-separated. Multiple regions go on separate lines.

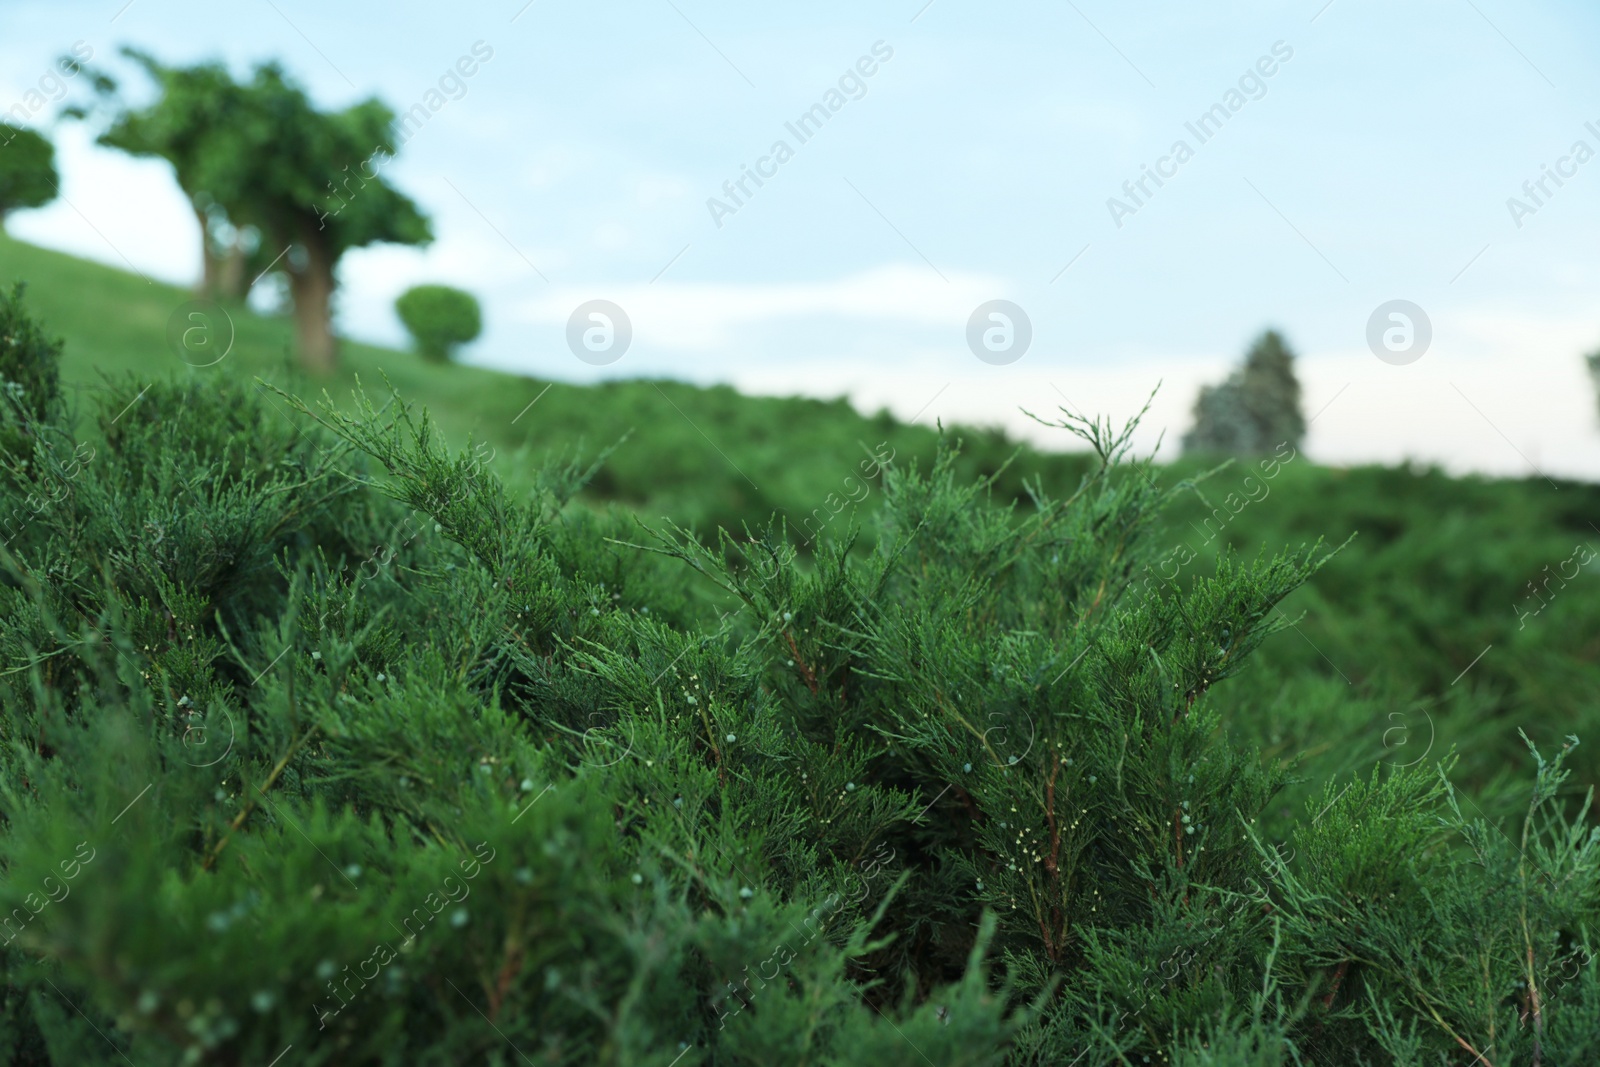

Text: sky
xmin=3 ymin=0 xmax=1600 ymax=480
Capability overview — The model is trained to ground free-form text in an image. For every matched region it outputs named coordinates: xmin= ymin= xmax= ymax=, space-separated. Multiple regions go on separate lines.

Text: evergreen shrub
xmin=395 ymin=285 xmax=481 ymax=363
xmin=1183 ymin=331 xmax=1306 ymax=457
xmin=0 ymin=287 xmax=1596 ymax=1065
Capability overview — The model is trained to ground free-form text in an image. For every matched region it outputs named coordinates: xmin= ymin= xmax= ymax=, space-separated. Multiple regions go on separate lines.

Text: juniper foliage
xmin=0 ymin=286 xmax=1595 ymax=1065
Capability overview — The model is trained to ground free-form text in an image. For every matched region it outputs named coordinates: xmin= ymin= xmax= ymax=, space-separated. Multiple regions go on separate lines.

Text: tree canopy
xmin=82 ymin=50 xmax=432 ymax=373
xmin=0 ymin=125 xmax=58 ymax=222
xmin=396 ymin=284 xmax=482 ymax=362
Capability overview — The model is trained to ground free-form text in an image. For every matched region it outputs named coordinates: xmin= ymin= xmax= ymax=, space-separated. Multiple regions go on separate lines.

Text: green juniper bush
xmin=0 ymin=287 xmax=1596 ymax=1065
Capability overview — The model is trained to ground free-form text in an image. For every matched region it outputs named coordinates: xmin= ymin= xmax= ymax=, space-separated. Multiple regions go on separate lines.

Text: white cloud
xmin=510 ymin=264 xmax=1004 ymax=351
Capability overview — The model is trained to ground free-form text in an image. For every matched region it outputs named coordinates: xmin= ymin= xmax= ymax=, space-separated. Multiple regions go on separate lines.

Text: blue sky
xmin=4 ymin=0 xmax=1600 ymax=478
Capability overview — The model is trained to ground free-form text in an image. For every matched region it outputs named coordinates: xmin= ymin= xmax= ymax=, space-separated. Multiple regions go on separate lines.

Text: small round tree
xmin=0 ymin=125 xmax=59 ymax=226
xmin=395 ymin=284 xmax=481 ymax=363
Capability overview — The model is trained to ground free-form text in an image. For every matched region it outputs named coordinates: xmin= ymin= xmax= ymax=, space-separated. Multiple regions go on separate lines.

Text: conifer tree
xmin=1184 ymin=330 xmax=1306 ymax=457
xmin=1587 ymin=349 xmax=1600 ymax=425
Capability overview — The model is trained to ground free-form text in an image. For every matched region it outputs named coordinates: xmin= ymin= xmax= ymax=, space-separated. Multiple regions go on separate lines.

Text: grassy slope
xmin=5 ymin=230 xmax=1600 ymax=821
xmin=0 ymin=230 xmax=1088 ymax=536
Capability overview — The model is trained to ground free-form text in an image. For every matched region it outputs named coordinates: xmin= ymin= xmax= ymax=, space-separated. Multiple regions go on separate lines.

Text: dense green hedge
xmin=395 ymin=285 xmax=481 ymax=363
xmin=1 ymin=286 xmax=1598 ymax=1065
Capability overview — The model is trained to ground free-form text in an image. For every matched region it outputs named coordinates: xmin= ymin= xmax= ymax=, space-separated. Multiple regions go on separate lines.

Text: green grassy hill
xmin=4 ymin=229 xmax=1599 ymax=822
xmin=0 ymin=230 xmax=1087 ymax=537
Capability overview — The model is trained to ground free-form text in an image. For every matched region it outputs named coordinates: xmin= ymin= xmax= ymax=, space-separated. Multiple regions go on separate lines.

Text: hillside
xmin=4 ymin=230 xmax=1600 ymax=819
xmin=0 ymin=231 xmax=1089 ymax=536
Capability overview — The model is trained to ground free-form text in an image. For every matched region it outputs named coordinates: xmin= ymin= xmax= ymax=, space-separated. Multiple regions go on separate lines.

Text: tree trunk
xmin=193 ymin=201 xmax=219 ymax=299
xmin=217 ymin=238 xmax=248 ymax=303
xmin=286 ymin=221 xmax=338 ymax=375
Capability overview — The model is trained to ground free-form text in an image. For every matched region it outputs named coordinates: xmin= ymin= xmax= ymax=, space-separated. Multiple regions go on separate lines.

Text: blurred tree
xmin=395 ymin=284 xmax=482 ymax=362
xmin=70 ymin=51 xmax=263 ymax=301
xmin=218 ymin=65 xmax=433 ymax=374
xmin=78 ymin=51 xmax=432 ymax=374
xmin=0 ymin=125 xmax=58 ymax=226
xmin=1183 ymin=329 xmax=1306 ymax=456
xmin=1588 ymin=349 xmax=1600 ymax=424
